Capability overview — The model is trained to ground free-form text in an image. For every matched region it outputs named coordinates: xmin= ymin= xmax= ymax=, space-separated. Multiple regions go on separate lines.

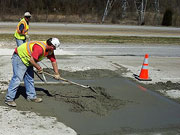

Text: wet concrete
xmin=1 ymin=69 xmax=180 ymax=134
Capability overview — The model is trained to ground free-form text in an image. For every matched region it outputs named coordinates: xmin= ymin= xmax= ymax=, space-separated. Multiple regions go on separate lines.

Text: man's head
xmin=24 ymin=12 xmax=31 ymax=21
xmin=46 ymin=38 xmax=61 ymax=50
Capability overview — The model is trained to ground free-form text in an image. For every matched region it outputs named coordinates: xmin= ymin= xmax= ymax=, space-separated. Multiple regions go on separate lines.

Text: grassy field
xmin=1 ymin=34 xmax=180 ymax=45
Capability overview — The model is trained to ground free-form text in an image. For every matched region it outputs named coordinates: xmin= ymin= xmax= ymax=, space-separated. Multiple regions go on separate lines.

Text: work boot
xmin=5 ymin=100 xmax=16 ymax=107
xmin=27 ymin=97 xmax=42 ymax=103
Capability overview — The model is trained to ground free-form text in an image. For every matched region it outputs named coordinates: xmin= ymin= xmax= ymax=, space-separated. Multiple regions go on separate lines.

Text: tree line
xmin=0 ymin=0 xmax=179 ymax=26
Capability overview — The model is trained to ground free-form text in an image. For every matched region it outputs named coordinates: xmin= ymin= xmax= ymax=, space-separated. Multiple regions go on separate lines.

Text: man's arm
xmin=30 ymin=44 xmax=43 ymax=72
xmin=48 ymin=53 xmax=61 ymax=79
xmin=51 ymin=61 xmax=61 ymax=80
xmin=51 ymin=61 xmax=59 ymax=75
xmin=29 ymin=56 xmax=42 ymax=71
xmin=17 ymin=24 xmax=28 ymax=35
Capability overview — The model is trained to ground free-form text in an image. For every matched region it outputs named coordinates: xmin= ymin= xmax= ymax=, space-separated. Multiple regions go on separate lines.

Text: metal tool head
xmin=87 ymin=85 xmax=97 ymax=93
xmin=42 ymin=73 xmax=47 ymax=83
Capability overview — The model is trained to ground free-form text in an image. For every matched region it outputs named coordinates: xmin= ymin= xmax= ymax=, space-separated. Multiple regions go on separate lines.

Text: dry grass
xmin=1 ymin=34 xmax=180 ymax=45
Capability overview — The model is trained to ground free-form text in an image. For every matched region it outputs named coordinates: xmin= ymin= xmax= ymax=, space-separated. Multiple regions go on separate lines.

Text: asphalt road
xmin=0 ymin=22 xmax=180 ymax=37
xmin=1 ymin=43 xmax=180 ymax=57
xmin=59 ymin=43 xmax=180 ymax=57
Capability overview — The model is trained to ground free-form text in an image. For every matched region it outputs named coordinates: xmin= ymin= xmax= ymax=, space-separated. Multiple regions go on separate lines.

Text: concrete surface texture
xmin=0 ymin=23 xmax=180 ymax=134
xmin=0 ymin=106 xmax=77 ymax=135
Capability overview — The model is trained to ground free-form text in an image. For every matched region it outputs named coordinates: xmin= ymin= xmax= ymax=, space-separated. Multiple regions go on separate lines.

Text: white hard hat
xmin=51 ymin=38 xmax=60 ymax=48
xmin=24 ymin=12 xmax=31 ymax=17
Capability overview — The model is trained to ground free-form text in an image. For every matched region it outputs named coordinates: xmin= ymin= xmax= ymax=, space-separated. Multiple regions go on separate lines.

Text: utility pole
xmin=102 ymin=0 xmax=159 ymax=25
xmin=102 ymin=0 xmax=116 ymax=23
xmin=134 ymin=0 xmax=147 ymax=25
xmin=154 ymin=0 xmax=160 ymax=25
xmin=122 ymin=0 xmax=128 ymax=18
xmin=154 ymin=0 xmax=159 ymax=13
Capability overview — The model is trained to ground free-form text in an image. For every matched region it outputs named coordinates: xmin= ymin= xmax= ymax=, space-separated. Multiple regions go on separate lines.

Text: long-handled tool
xmin=34 ymin=70 xmax=47 ymax=83
xmin=40 ymin=61 xmax=97 ymax=93
xmin=42 ymin=72 xmax=47 ymax=82
xmin=43 ymin=71 xmax=97 ymax=93
xmin=34 ymin=71 xmax=46 ymax=83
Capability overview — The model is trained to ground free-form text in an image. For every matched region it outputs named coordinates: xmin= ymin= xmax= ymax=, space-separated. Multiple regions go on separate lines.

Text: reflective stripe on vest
xmin=14 ymin=18 xmax=29 ymax=40
xmin=26 ymin=41 xmax=46 ymax=56
xmin=17 ymin=41 xmax=47 ymax=66
xmin=27 ymin=41 xmax=48 ymax=62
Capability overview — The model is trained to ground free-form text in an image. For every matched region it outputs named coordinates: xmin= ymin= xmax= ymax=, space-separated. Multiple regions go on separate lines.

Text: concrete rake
xmin=41 ymin=71 xmax=97 ymax=93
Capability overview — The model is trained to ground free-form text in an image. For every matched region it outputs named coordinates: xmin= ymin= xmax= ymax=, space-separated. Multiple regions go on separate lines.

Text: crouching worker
xmin=5 ymin=38 xmax=61 ymax=107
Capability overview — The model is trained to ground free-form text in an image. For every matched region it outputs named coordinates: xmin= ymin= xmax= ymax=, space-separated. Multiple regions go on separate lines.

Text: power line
xmin=102 ymin=0 xmax=160 ymax=25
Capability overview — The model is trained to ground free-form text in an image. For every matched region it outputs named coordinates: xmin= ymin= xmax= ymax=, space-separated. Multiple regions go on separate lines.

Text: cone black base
xmin=133 ymin=74 xmax=152 ymax=81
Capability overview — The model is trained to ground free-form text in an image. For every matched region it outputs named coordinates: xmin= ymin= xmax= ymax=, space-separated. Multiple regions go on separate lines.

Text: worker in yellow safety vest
xmin=5 ymin=38 xmax=61 ymax=107
xmin=14 ymin=12 xmax=31 ymax=46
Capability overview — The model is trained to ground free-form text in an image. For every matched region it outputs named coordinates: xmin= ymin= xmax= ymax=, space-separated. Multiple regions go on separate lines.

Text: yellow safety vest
xmin=14 ymin=18 xmax=29 ymax=40
xmin=17 ymin=41 xmax=49 ymax=66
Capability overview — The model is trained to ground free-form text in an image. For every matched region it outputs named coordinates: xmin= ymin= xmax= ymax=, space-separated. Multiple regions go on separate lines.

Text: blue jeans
xmin=15 ymin=38 xmax=26 ymax=47
xmin=5 ymin=54 xmax=36 ymax=101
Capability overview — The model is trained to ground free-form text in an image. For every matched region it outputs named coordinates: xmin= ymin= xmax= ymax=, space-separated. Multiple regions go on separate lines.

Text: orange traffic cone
xmin=134 ymin=54 xmax=152 ymax=81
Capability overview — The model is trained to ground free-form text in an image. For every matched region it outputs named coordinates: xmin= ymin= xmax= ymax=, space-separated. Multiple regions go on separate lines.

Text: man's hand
xmin=54 ymin=74 xmax=61 ymax=80
xmin=53 ymin=74 xmax=68 ymax=82
xmin=25 ymin=34 xmax=30 ymax=40
xmin=37 ymin=68 xmax=43 ymax=74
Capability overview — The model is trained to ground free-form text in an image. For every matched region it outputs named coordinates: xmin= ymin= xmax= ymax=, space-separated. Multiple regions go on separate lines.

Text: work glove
xmin=37 ymin=68 xmax=43 ymax=74
xmin=25 ymin=34 xmax=30 ymax=40
xmin=54 ymin=74 xmax=61 ymax=80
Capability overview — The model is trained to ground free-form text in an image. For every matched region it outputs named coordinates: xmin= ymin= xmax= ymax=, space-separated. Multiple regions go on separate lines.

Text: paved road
xmin=58 ymin=43 xmax=180 ymax=57
xmin=1 ymin=43 xmax=180 ymax=58
xmin=0 ymin=22 xmax=180 ymax=37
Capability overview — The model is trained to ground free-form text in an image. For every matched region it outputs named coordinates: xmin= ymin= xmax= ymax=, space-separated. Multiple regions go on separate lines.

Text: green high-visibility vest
xmin=14 ymin=18 xmax=29 ymax=40
xmin=17 ymin=41 xmax=47 ymax=66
